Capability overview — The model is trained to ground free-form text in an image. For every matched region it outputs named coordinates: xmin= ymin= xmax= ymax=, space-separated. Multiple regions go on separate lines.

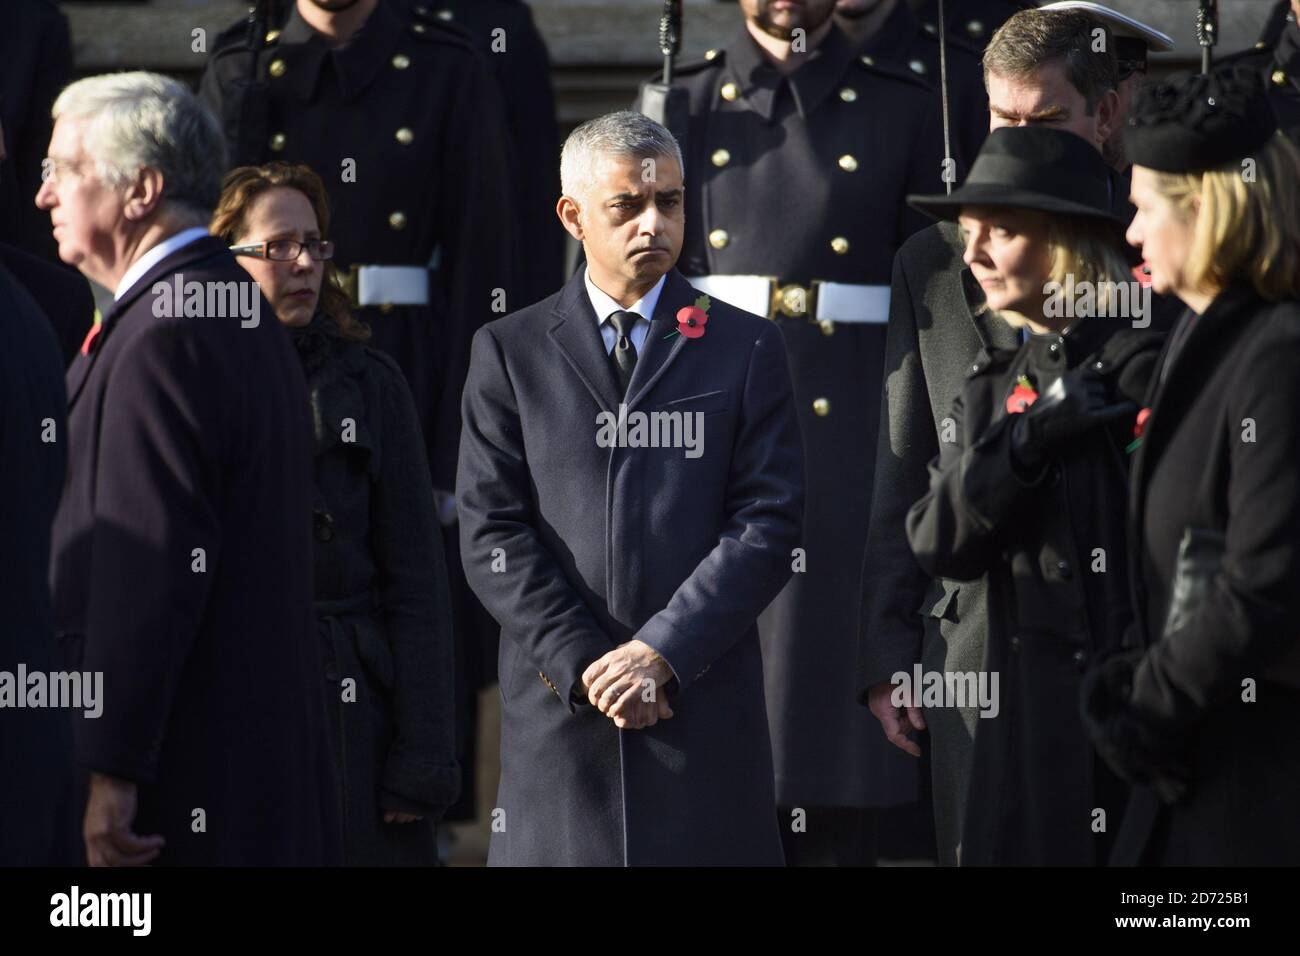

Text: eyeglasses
xmin=41 ymin=156 xmax=90 ymax=185
xmin=229 ymin=239 xmax=335 ymax=262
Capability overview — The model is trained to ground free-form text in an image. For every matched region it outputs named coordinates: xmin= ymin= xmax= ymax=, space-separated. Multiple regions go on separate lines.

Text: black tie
xmin=608 ymin=310 xmax=639 ymax=397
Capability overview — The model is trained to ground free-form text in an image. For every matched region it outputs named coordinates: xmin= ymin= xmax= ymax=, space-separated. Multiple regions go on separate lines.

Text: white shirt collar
xmin=584 ymin=268 xmax=666 ymax=327
xmin=114 ymin=227 xmax=211 ymax=301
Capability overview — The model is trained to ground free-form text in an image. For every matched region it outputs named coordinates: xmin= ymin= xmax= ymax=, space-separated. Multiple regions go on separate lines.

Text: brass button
xmin=708 ymin=228 xmax=729 ymax=249
xmin=923 ymin=22 xmax=937 ymax=35
xmin=909 ymin=60 xmax=927 ymax=75
xmin=265 ymin=29 xmax=281 ymax=43
xmin=1273 ymin=69 xmax=1288 ymax=87
xmin=269 ymin=132 xmax=287 ymax=152
xmin=436 ymin=8 xmax=453 ymax=20
xmin=859 ymin=54 xmax=874 ymax=66
xmin=379 ymin=302 xmax=394 ymax=314
xmin=268 ymin=58 xmax=286 ymax=78
xmin=819 ymin=319 xmax=835 ymax=336
xmin=812 ymin=397 xmax=831 ymax=417
xmin=395 ymin=127 xmax=414 ymax=145
xmin=413 ymin=22 xmax=427 ymax=34
xmin=720 ymin=81 xmax=739 ymax=102
xmin=838 ymin=154 xmax=858 ymax=172
xmin=831 ymin=236 xmax=850 ymax=255
xmin=388 ymin=210 xmax=408 ymax=231
xmin=705 ymin=48 xmax=719 ymax=61
xmin=839 ymin=87 xmax=857 ymax=102
xmin=966 ymin=19 xmax=985 ymax=39
xmin=711 ymin=148 xmax=731 ymax=167
xmin=392 ymin=53 xmax=411 ymax=70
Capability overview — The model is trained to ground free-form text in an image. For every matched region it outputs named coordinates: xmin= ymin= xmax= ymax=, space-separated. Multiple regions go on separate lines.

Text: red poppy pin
xmin=1126 ymin=406 xmax=1152 ymax=454
xmin=665 ymin=295 xmax=711 ymax=340
xmin=1005 ymin=375 xmax=1038 ymax=415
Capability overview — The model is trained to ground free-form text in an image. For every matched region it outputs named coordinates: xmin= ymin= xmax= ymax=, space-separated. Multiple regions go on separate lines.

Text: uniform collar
xmin=278 ymin=1 xmax=402 ymax=104
xmin=725 ymin=22 xmax=855 ymax=123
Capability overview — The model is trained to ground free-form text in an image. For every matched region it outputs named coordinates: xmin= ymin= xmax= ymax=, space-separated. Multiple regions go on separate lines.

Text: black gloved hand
xmin=1010 ymin=369 xmax=1136 ymax=471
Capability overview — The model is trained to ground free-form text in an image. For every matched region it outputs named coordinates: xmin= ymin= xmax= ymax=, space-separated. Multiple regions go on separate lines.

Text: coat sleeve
xmin=456 ymin=325 xmax=614 ymax=711
xmin=634 ymin=322 xmax=805 ymax=693
xmin=856 ymin=248 xmax=938 ymax=694
xmin=368 ymin=357 xmax=461 ymax=818
xmin=1130 ymin=320 xmax=1300 ymax=728
xmin=905 ymin=383 xmax=1038 ymax=582
xmin=74 ymin=321 xmax=221 ymax=784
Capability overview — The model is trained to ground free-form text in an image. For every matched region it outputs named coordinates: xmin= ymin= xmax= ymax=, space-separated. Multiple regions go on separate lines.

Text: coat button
xmin=413 ymin=22 xmax=427 ymax=34
xmin=1009 ymin=635 xmax=1021 ymax=652
xmin=389 ymin=210 xmax=408 ymax=230
xmin=838 ymin=154 xmax=858 ymax=172
xmin=711 ymin=148 xmax=731 ymax=167
xmin=395 ymin=127 xmax=414 ymax=145
xmin=1057 ymin=560 xmax=1072 ymax=579
xmin=971 ymin=362 xmax=980 ymax=373
xmin=324 ymin=668 xmax=338 ymax=682
xmin=812 ymin=397 xmax=831 ymax=417
xmin=831 ymin=236 xmax=849 ymax=255
xmin=1093 ymin=360 xmax=1105 ymax=372
xmin=1072 ymin=649 xmax=1087 ymax=666
xmin=392 ymin=53 xmax=411 ymax=70
xmin=269 ymin=132 xmax=287 ymax=151
xmin=720 ymin=82 xmax=739 ymax=102
xmin=708 ymin=228 xmax=729 ymax=249
xmin=819 ymin=319 xmax=835 ymax=336
xmin=859 ymin=54 xmax=874 ymax=66
xmin=922 ymin=22 xmax=937 ymax=35
xmin=265 ymin=29 xmax=281 ymax=43
xmin=966 ymin=19 xmax=985 ymax=39
xmin=268 ymin=58 xmax=286 ymax=78
xmin=839 ymin=87 xmax=858 ymax=102
xmin=435 ymin=7 xmax=453 ymax=20
xmin=705 ymin=48 xmax=719 ymax=61
xmin=1273 ymin=69 xmax=1288 ymax=87
xmin=909 ymin=60 xmax=927 ymax=75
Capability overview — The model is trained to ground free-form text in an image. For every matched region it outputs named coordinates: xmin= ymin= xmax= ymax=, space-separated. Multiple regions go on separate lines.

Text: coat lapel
xmin=624 ymin=270 xmax=691 ymax=411
xmin=65 ymin=236 xmax=231 ymax=408
xmin=548 ymin=270 xmax=623 ymax=414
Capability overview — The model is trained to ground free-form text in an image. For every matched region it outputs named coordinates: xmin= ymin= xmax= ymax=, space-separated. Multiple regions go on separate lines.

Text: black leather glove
xmin=1011 ymin=370 xmax=1136 ymax=470
xmin=1081 ymin=651 xmax=1192 ymax=805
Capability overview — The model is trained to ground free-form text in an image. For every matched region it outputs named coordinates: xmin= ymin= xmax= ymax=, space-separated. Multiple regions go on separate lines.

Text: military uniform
xmin=1220 ymin=9 xmax=1300 ymax=143
xmin=651 ymin=23 xmax=946 ymax=863
xmin=913 ymin=0 xmax=1037 ymax=51
xmin=200 ymin=0 xmax=516 ymax=834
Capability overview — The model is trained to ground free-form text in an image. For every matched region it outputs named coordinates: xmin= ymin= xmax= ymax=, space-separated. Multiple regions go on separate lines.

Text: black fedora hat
xmin=908 ymin=126 xmax=1121 ymax=223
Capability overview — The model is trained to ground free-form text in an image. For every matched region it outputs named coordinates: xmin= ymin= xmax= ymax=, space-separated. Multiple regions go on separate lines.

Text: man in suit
xmin=857 ymin=6 xmax=1125 ymax=865
xmin=457 ymin=111 xmax=804 ymax=866
xmin=38 ymin=72 xmax=339 ymax=865
xmin=0 ymin=257 xmax=71 ymax=864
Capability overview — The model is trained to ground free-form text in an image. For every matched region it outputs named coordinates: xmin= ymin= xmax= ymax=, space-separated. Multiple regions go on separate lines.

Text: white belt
xmin=687 ymin=275 xmax=890 ymax=323
xmin=339 ymin=265 xmax=430 ymax=308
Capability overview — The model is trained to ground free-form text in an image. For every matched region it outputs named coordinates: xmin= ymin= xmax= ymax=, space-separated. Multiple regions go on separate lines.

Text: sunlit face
xmin=35 ymin=116 xmax=129 ymax=287
xmin=559 ymin=152 xmax=684 ymax=291
xmin=1126 ymin=165 xmax=1198 ymax=303
xmin=232 ymin=186 xmax=324 ymax=328
xmin=959 ymin=205 xmax=1054 ymax=325
xmin=987 ymin=61 xmax=1114 ymax=151
xmin=740 ymin=0 xmax=838 ymax=40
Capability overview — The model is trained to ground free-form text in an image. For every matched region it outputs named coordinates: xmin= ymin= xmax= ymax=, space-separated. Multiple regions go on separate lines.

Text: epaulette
xmin=409 ymin=4 xmax=477 ymax=51
xmin=855 ymin=52 xmax=934 ymax=91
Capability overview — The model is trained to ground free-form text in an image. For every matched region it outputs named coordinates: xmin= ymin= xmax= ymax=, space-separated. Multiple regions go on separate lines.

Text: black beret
xmin=1125 ymin=64 xmax=1279 ymax=173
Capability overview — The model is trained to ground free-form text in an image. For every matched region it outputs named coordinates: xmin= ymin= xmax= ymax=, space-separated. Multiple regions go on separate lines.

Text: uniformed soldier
xmin=200 ymin=0 xmax=517 ymax=857
xmin=1219 ymin=0 xmax=1300 ymax=142
xmin=645 ymin=0 xmax=946 ymax=866
xmin=914 ymin=0 xmax=1037 ymax=51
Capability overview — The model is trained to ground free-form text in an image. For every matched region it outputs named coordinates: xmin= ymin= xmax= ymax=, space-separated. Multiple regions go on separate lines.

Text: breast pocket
xmin=653 ymin=389 xmax=730 ymax=417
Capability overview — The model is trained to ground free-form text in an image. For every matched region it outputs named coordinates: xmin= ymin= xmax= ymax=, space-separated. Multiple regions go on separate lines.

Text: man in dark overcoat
xmin=457 ymin=111 xmax=804 ymax=866
xmin=39 ymin=72 xmax=339 ymax=866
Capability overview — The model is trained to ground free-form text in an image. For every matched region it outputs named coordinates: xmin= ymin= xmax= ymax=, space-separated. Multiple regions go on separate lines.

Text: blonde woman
xmin=904 ymin=125 xmax=1164 ymax=865
xmin=1085 ymin=66 xmax=1300 ymax=865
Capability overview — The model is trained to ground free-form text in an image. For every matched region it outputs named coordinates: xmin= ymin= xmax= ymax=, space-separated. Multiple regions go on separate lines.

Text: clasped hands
xmin=581 ymin=639 xmax=675 ymax=730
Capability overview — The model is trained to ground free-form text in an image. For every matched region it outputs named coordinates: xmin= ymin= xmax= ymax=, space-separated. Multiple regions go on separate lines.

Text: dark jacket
xmin=0 ymin=242 xmax=95 ymax=368
xmin=0 ymin=262 xmax=71 ymax=864
xmin=1088 ymin=284 xmax=1300 ymax=865
xmin=857 ymin=221 xmax=1019 ymax=863
xmin=660 ymin=22 xmax=946 ymax=811
xmin=51 ymin=236 xmax=340 ymax=865
xmin=291 ymin=314 xmax=459 ymax=865
xmin=907 ymin=319 xmax=1162 ymax=865
xmin=457 ymin=268 xmax=804 ymax=866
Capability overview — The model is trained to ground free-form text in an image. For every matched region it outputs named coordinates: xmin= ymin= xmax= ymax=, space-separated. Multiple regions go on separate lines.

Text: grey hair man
xmin=40 ymin=72 xmax=339 ymax=866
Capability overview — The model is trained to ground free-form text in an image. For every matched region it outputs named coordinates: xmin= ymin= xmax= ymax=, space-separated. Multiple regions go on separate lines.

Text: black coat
xmin=50 ymin=236 xmax=340 ymax=865
xmin=906 ymin=319 xmax=1162 ymax=865
xmin=291 ymin=316 xmax=459 ymax=865
xmin=0 ymin=242 xmax=95 ymax=368
xmin=662 ymin=22 xmax=945 ymax=810
xmin=1091 ymin=285 xmax=1300 ymax=865
xmin=1220 ymin=12 xmax=1300 ymax=144
xmin=857 ymin=221 xmax=1019 ymax=863
xmin=0 ymin=262 xmax=71 ymax=864
xmin=457 ymin=268 xmax=804 ymax=866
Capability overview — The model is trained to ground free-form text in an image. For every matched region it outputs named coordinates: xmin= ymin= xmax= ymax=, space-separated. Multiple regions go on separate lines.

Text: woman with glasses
xmin=212 ymin=162 xmax=459 ymax=866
